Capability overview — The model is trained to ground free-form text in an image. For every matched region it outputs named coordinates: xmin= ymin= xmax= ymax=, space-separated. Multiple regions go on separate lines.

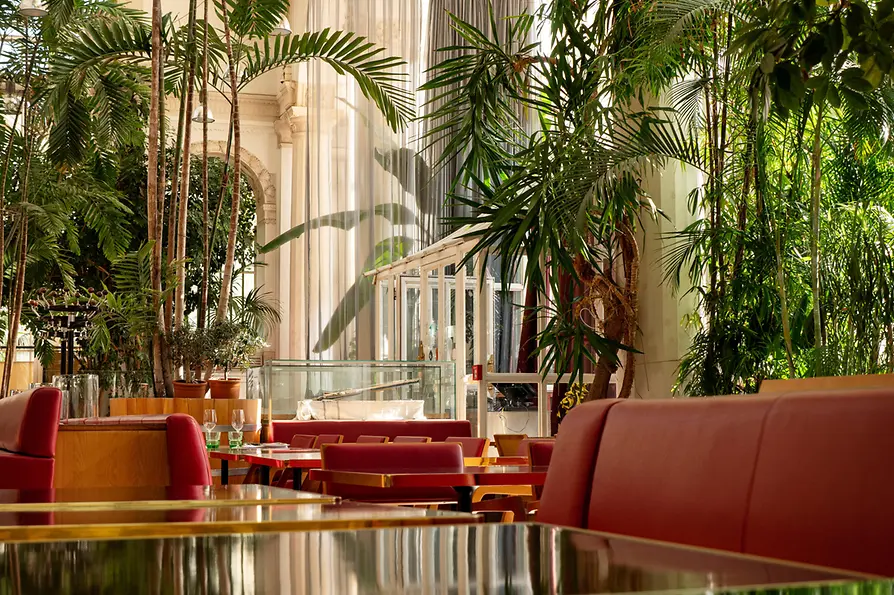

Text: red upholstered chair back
xmin=445 ymin=437 xmax=488 ymax=457
xmin=516 ymin=438 xmax=554 ymax=461
xmin=0 ymin=387 xmax=63 ymax=489
xmin=586 ymin=396 xmax=775 ymax=553
xmin=166 ymin=414 xmax=212 ymax=486
xmin=392 ymin=436 xmax=431 ymax=444
xmin=290 ymin=434 xmax=316 ymax=448
xmin=528 ymin=441 xmax=554 ymax=500
xmin=742 ymin=389 xmax=894 ymax=575
xmin=528 ymin=441 xmax=554 ymax=467
xmin=356 ymin=435 xmax=389 ymax=444
xmin=320 ymin=442 xmax=463 ymax=503
xmin=536 ymin=401 xmax=619 ymax=527
xmin=313 ymin=434 xmax=343 ymax=448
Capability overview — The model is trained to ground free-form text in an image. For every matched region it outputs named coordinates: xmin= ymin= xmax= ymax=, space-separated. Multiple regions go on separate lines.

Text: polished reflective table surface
xmin=0 ymin=485 xmax=335 ymax=510
xmin=0 ymin=522 xmax=873 ymax=594
xmin=0 ymin=502 xmax=477 ymax=542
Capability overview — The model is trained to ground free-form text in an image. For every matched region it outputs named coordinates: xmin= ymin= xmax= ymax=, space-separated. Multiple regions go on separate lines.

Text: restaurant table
xmin=0 ymin=501 xmax=477 ymax=542
xmin=309 ymin=465 xmax=548 ymax=512
xmin=210 ymin=446 xmax=531 ymax=486
xmin=210 ymin=448 xmax=322 ymax=486
xmin=0 ymin=485 xmax=335 ymax=511
xmin=0 ymin=522 xmax=874 ymax=594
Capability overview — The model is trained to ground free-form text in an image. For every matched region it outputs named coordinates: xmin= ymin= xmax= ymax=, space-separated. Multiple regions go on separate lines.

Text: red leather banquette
xmin=0 ymin=387 xmax=63 ymax=489
xmin=537 ymin=389 xmax=894 ymax=576
xmin=271 ymin=419 xmax=472 ymax=444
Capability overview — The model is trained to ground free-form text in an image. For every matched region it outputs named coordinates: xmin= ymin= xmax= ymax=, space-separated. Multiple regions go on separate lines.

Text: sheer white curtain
xmin=298 ymin=0 xmax=535 ymax=361
xmin=300 ymin=0 xmax=430 ymax=360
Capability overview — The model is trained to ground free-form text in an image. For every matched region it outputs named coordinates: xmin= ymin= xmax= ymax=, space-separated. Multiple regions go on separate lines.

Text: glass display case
xmin=246 ymin=360 xmax=456 ymax=420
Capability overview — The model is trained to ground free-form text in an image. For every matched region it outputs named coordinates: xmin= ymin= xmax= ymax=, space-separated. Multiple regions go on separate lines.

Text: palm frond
xmin=241 ymin=29 xmax=414 ymax=131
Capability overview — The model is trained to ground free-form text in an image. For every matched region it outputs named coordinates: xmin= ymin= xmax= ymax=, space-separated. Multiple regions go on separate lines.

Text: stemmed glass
xmin=203 ymin=409 xmax=218 ymax=448
xmin=230 ymin=409 xmax=245 ymax=448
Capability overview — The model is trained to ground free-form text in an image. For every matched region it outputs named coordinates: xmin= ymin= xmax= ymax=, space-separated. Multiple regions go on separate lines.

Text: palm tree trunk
xmin=809 ymin=102 xmax=825 ymax=359
xmin=3 ymin=218 xmax=28 ymax=399
xmin=198 ymin=0 xmax=210 ymax=332
xmin=617 ymin=224 xmax=638 ymax=399
xmin=216 ymin=0 xmax=242 ymax=323
xmin=174 ymin=0 xmax=199 ymax=328
xmin=147 ymin=0 xmax=165 ymax=396
xmin=166 ymin=71 xmax=189 ymax=332
xmin=0 ymin=31 xmax=35 ymax=386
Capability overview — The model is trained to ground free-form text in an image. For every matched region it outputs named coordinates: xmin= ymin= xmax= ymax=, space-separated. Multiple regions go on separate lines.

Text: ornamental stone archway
xmin=188 ymin=142 xmax=277 ymax=226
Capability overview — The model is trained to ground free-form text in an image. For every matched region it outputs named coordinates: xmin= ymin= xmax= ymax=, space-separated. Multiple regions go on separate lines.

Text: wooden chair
xmin=493 ymin=434 xmax=528 ymax=456
xmin=356 ymin=435 xmax=389 ymax=443
xmin=313 ymin=434 xmax=344 ymax=448
xmin=289 ymin=434 xmax=316 ymax=449
xmin=392 ymin=436 xmax=432 ymax=444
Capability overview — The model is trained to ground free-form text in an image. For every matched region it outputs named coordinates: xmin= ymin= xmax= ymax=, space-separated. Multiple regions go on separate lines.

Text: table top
xmin=0 ymin=501 xmax=478 ymax=543
xmin=0 ymin=485 xmax=335 ymax=511
xmin=309 ymin=465 xmax=549 ymax=488
xmin=210 ymin=447 xmax=531 ymax=468
xmin=0 ymin=522 xmax=874 ymax=594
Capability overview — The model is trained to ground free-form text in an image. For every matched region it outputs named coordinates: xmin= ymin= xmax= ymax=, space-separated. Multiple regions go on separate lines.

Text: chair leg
xmin=242 ymin=464 xmax=260 ymax=485
xmin=471 ymin=495 xmax=527 ymax=523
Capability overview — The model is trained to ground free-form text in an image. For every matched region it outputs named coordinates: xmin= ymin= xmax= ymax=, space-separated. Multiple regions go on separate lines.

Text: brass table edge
xmin=0 ymin=515 xmax=480 ymax=543
xmin=0 ymin=496 xmax=338 ymax=512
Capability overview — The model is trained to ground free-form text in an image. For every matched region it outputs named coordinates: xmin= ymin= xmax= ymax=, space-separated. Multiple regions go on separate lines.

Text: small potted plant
xmin=168 ymin=325 xmax=209 ymax=398
xmin=206 ymin=320 xmax=264 ymax=399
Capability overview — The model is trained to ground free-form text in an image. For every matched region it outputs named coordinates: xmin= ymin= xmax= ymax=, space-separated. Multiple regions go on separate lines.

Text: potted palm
xmin=206 ymin=320 xmax=263 ymax=399
xmin=168 ymin=325 xmax=210 ymax=398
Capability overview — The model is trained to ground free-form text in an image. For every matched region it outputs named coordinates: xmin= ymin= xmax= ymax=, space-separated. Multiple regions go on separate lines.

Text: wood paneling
xmin=55 ymin=428 xmax=170 ymax=488
xmin=107 ymin=398 xmax=260 ymax=443
xmin=759 ymin=374 xmax=894 ymax=394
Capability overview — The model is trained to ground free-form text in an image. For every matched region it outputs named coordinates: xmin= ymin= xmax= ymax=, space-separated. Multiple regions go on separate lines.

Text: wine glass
xmin=231 ymin=409 xmax=245 ymax=433
xmin=230 ymin=409 xmax=245 ymax=448
xmin=203 ymin=409 xmax=217 ymax=434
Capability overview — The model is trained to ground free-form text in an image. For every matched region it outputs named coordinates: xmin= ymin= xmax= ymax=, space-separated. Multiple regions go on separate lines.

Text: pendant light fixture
xmin=271 ymin=16 xmax=292 ymax=36
xmin=191 ymin=102 xmax=215 ymax=124
xmin=18 ymin=0 xmax=48 ymax=17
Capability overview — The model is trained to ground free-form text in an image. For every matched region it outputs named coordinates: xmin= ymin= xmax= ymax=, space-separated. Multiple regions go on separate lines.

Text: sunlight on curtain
xmin=301 ymin=0 xmax=429 ymax=360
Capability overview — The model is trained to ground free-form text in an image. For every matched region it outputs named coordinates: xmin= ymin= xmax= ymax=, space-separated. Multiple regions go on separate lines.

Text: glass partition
xmin=247 ymin=360 xmax=456 ymax=420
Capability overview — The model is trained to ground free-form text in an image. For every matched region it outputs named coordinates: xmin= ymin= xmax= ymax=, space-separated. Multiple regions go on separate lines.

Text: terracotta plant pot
xmin=172 ymin=381 xmax=208 ymax=399
xmin=208 ymin=378 xmax=242 ymax=399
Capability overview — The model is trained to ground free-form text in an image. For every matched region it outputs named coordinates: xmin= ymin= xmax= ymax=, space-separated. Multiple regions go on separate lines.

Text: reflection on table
xmin=0 ymin=485 xmax=335 ymax=511
xmin=0 ymin=502 xmax=477 ymax=541
xmin=0 ymin=523 xmax=872 ymax=594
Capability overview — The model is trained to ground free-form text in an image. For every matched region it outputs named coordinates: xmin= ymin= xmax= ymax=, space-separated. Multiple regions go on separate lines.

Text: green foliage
xmin=239 ymin=30 xmax=414 ymax=132
xmin=630 ymin=0 xmax=894 ymax=393
xmin=206 ymin=319 xmax=264 ymax=378
xmin=167 ymin=324 xmax=209 ymax=382
xmin=421 ymin=1 xmax=702 ymax=391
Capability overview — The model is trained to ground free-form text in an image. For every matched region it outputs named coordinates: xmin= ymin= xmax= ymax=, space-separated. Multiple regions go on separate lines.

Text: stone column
xmin=278 ymin=70 xmax=309 ymax=359
xmin=633 ymin=160 xmax=700 ymax=399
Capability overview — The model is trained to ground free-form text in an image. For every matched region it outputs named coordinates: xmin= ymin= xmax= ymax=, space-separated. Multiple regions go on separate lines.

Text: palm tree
xmin=635 ymin=0 xmax=894 ymax=392
xmin=420 ymin=1 xmax=701 ymax=400
xmin=44 ymin=0 xmax=415 ymax=394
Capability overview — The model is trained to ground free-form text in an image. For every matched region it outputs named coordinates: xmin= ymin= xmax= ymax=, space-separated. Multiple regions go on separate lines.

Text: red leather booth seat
xmin=271 ymin=420 xmax=472 ymax=445
xmin=166 ymin=414 xmax=212 ymax=486
xmin=320 ymin=443 xmax=464 ymax=503
xmin=540 ymin=389 xmax=894 ymax=576
xmin=0 ymin=387 xmax=63 ymax=490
